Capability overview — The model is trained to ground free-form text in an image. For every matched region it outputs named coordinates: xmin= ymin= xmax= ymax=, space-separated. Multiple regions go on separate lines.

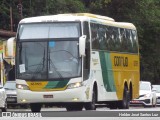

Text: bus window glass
xmin=126 ymin=29 xmax=133 ymax=52
xmin=98 ymin=25 xmax=107 ymax=50
xmin=107 ymin=26 xmax=115 ymax=51
xmin=132 ymin=30 xmax=138 ymax=53
xmin=113 ymin=27 xmax=120 ymax=51
xmin=17 ymin=40 xmax=81 ymax=80
xmin=48 ymin=41 xmax=81 ymax=79
xmin=120 ymin=28 xmax=127 ymax=52
xmin=17 ymin=42 xmax=48 ymax=79
xmin=19 ymin=24 xmax=49 ymax=39
xmin=83 ymin=21 xmax=90 ymax=80
xmin=19 ymin=23 xmax=80 ymax=39
xmin=83 ymin=22 xmax=89 ymax=42
xmin=49 ymin=23 xmax=80 ymax=38
xmin=105 ymin=26 xmax=110 ymax=50
xmin=91 ymin=23 xmax=100 ymax=49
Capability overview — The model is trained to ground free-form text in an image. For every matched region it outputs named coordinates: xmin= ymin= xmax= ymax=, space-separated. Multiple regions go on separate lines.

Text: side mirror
xmin=7 ymin=37 xmax=15 ymax=57
xmin=79 ymin=35 xmax=86 ymax=57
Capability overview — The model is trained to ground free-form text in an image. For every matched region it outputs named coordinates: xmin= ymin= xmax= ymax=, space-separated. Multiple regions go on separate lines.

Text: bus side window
xmin=131 ymin=30 xmax=138 ymax=53
xmin=98 ymin=25 xmax=107 ymax=50
xmin=105 ymin=26 xmax=110 ymax=50
xmin=120 ymin=28 xmax=127 ymax=52
xmin=83 ymin=22 xmax=89 ymax=42
xmin=126 ymin=29 xmax=133 ymax=53
xmin=113 ymin=27 xmax=120 ymax=51
xmin=91 ymin=23 xmax=100 ymax=50
xmin=83 ymin=21 xmax=90 ymax=80
xmin=108 ymin=26 xmax=115 ymax=51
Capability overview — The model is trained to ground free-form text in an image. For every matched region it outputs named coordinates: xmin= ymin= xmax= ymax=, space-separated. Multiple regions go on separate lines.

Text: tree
xmin=0 ymin=0 xmax=21 ymax=31
xmin=0 ymin=0 xmax=87 ymax=31
xmin=0 ymin=0 xmax=11 ymax=30
xmin=45 ymin=0 xmax=86 ymax=15
xmin=83 ymin=0 xmax=112 ymax=15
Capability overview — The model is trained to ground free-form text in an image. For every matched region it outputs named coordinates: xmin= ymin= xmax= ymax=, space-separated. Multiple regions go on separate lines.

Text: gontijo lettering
xmin=114 ymin=56 xmax=128 ymax=67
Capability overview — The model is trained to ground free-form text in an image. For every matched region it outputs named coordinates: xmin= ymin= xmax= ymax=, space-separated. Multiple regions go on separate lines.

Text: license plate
xmin=131 ymin=100 xmax=140 ymax=103
xmin=7 ymin=98 xmax=16 ymax=102
xmin=43 ymin=95 xmax=53 ymax=98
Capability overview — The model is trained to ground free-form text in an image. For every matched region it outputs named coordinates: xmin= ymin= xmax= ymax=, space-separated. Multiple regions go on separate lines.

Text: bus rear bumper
xmin=17 ymin=86 xmax=89 ymax=104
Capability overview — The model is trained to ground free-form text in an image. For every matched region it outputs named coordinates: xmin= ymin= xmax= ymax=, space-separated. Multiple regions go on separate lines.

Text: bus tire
xmin=30 ymin=103 xmax=42 ymax=112
xmin=118 ymin=88 xmax=130 ymax=109
xmin=84 ymin=89 xmax=96 ymax=110
xmin=66 ymin=103 xmax=83 ymax=111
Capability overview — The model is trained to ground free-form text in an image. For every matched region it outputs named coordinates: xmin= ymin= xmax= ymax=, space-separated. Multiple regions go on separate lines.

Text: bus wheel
xmin=30 ymin=103 xmax=42 ymax=112
xmin=118 ymin=88 xmax=130 ymax=109
xmin=66 ymin=103 xmax=83 ymax=111
xmin=84 ymin=89 xmax=96 ymax=110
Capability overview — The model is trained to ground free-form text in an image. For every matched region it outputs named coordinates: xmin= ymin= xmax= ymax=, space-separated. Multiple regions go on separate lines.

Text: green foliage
xmin=0 ymin=0 xmax=86 ymax=30
xmin=0 ymin=0 xmax=20 ymax=30
xmin=0 ymin=0 xmax=10 ymax=30
xmin=85 ymin=0 xmax=112 ymax=15
xmin=135 ymin=0 xmax=160 ymax=83
xmin=22 ymin=0 xmax=86 ymax=17
xmin=45 ymin=0 xmax=86 ymax=15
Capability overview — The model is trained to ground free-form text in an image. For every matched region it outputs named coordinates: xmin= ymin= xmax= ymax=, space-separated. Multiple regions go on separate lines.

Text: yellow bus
xmin=16 ymin=13 xmax=140 ymax=112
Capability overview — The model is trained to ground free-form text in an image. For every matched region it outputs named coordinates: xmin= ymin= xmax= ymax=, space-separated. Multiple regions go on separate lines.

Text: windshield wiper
xmin=31 ymin=61 xmax=46 ymax=79
xmin=48 ymin=49 xmax=64 ymax=79
xmin=31 ymin=48 xmax=46 ymax=79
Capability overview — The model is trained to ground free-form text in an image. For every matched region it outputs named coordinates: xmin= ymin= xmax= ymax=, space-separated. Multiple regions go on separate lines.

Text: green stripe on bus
xmin=44 ymin=80 xmax=69 ymax=89
xmin=99 ymin=51 xmax=116 ymax=92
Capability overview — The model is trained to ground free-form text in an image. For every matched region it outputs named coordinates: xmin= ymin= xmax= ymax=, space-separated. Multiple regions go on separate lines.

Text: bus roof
xmin=20 ymin=13 xmax=136 ymax=30
xmin=58 ymin=13 xmax=115 ymax=22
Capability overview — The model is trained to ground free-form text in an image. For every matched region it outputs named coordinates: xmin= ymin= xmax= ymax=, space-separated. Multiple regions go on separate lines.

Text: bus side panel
xmin=91 ymin=51 xmax=118 ymax=101
xmin=110 ymin=53 xmax=140 ymax=100
xmin=92 ymin=51 xmax=139 ymax=101
xmin=99 ymin=51 xmax=116 ymax=92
